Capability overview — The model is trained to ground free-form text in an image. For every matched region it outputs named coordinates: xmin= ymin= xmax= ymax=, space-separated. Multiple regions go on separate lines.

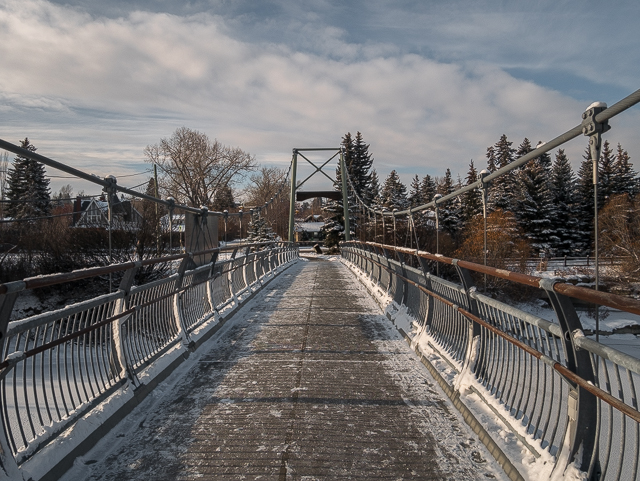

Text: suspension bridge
xmin=1 ymin=90 xmax=640 ymax=480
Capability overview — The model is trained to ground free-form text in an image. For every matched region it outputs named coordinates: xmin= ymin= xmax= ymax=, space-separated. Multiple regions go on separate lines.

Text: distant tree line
xmin=0 ymin=129 xmax=269 ymax=284
xmin=323 ymin=132 xmax=640 ymax=279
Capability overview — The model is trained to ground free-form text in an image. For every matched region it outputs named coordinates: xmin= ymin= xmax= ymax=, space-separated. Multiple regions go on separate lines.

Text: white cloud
xmin=1 ymin=0 xmax=639 ymax=197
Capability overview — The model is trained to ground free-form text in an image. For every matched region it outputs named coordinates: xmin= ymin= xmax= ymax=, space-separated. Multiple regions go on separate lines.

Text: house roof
xmin=295 ymin=221 xmax=324 ymax=233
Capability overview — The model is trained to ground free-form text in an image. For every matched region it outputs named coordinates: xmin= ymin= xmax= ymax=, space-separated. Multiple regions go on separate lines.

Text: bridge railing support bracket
xmin=539 ymin=278 xmax=599 ymax=480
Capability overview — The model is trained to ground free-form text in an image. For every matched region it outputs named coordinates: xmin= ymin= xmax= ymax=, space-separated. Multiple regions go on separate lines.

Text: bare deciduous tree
xmin=242 ymin=166 xmax=289 ymax=239
xmin=600 ymin=194 xmax=640 ymax=279
xmin=144 ymin=127 xmax=257 ymax=208
xmin=243 ymin=166 xmax=287 ymax=207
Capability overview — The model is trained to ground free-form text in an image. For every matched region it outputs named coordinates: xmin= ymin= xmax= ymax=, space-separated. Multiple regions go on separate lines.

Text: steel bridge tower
xmin=287 ymin=148 xmax=350 ymax=242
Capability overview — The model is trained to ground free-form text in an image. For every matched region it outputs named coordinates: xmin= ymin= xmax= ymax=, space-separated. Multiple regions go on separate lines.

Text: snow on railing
xmin=0 ymin=242 xmax=299 ymax=478
xmin=341 ymin=241 xmax=640 ymax=481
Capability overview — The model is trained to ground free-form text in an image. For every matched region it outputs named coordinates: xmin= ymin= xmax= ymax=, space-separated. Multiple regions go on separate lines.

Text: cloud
xmin=1 ymin=0 xmax=639 ymax=196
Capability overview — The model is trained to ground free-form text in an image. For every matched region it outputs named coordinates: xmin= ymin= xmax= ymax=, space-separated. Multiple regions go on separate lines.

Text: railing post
xmin=250 ymin=247 xmax=264 ymax=287
xmin=174 ymin=255 xmax=196 ymax=348
xmin=376 ymin=245 xmax=386 ymax=286
xmin=241 ymin=249 xmax=254 ymax=294
xmin=415 ymin=256 xmax=435 ymax=329
xmin=270 ymin=245 xmax=278 ymax=272
xmin=112 ymin=262 xmax=141 ymax=386
xmin=206 ymin=251 xmax=221 ymax=319
xmin=0 ymin=282 xmax=24 ymax=478
xmin=381 ymin=247 xmax=394 ymax=294
xmin=539 ymin=279 xmax=599 ymax=479
xmin=396 ymin=250 xmax=410 ymax=306
xmin=453 ymin=259 xmax=482 ymax=376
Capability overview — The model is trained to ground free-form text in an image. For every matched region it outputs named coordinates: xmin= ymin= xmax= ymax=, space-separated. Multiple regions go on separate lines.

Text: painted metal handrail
xmin=341 ymin=241 xmax=640 ymax=481
xmin=0 ymin=242 xmax=298 ymax=473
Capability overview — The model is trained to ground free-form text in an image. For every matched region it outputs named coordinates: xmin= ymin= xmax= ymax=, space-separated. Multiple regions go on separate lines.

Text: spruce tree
xmin=351 ymin=132 xmax=375 ymax=203
xmin=420 ymin=175 xmax=437 ymax=204
xmin=548 ymin=149 xmax=579 ymax=256
xmin=380 ymin=170 xmax=408 ymax=210
xmin=212 ymin=185 xmax=235 ymax=211
xmin=598 ymin=140 xmax=615 ymax=206
xmin=487 ymin=135 xmax=516 ymax=212
xmin=575 ymin=151 xmax=595 ymax=255
xmin=369 ymin=169 xmax=381 ymax=207
xmin=515 ymin=147 xmax=553 ymax=255
xmin=247 ymin=211 xmax=276 ymax=242
xmin=6 ymin=138 xmax=51 ymax=220
xmin=461 ymin=159 xmax=482 ymax=225
xmin=408 ymin=175 xmax=422 ymax=208
xmin=612 ymin=143 xmax=637 ymax=196
xmin=321 ymin=132 xmax=375 ymax=245
xmin=437 ymin=168 xmax=462 ymax=239
xmin=486 ymin=146 xmax=497 ymax=173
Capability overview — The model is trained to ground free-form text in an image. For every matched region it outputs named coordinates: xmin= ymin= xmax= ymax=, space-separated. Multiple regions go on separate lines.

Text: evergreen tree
xmin=410 ymin=174 xmax=436 ymax=240
xmin=380 ymin=170 xmax=408 ymax=210
xmin=420 ymin=174 xmax=437 ymax=204
xmin=351 ymin=132 xmax=375 ymax=203
xmin=437 ymin=168 xmax=462 ymax=238
xmin=574 ymin=150 xmax=595 ymax=255
xmin=612 ymin=143 xmax=637 ymax=196
xmin=369 ymin=169 xmax=381 ymax=207
xmin=6 ymin=138 xmax=51 ymax=220
xmin=247 ymin=211 xmax=276 ymax=242
xmin=497 ymin=135 xmax=516 ymax=168
xmin=461 ymin=159 xmax=482 ymax=224
xmin=321 ymin=132 xmax=374 ymax=245
xmin=598 ymin=140 xmax=616 ymax=206
xmin=548 ymin=149 xmax=579 ymax=256
xmin=486 ymin=146 xmax=497 ymax=173
xmin=212 ymin=185 xmax=235 ymax=211
xmin=408 ymin=175 xmax=422 ymax=208
xmin=515 ymin=147 xmax=553 ymax=255
xmin=487 ymin=134 xmax=516 ymax=212
xmin=534 ymin=141 xmax=553 ymax=171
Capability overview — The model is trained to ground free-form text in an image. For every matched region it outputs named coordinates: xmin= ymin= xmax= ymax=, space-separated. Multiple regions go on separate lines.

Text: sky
xmin=1 ymin=0 xmax=639 ymax=197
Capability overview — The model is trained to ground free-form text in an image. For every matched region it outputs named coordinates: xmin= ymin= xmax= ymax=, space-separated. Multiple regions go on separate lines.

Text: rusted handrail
xmin=0 ymin=241 xmax=289 ymax=295
xmin=342 ymin=242 xmax=640 ymax=480
xmin=361 ymin=242 xmax=640 ymax=316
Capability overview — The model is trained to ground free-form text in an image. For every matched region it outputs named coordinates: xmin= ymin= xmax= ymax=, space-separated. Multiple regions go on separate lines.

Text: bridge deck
xmin=62 ymin=258 xmax=503 ymax=480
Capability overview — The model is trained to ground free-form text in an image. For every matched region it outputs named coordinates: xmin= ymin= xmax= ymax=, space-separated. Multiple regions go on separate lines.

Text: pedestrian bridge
xmin=1 ymin=243 xmax=640 ymax=481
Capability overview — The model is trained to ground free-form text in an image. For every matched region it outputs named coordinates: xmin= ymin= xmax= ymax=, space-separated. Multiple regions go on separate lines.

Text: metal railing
xmin=341 ymin=241 xmax=640 ymax=481
xmin=0 ymin=242 xmax=298 ymax=475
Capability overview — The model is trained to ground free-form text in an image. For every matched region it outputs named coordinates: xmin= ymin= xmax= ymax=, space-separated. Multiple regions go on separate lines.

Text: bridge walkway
xmin=61 ymin=257 xmax=504 ymax=480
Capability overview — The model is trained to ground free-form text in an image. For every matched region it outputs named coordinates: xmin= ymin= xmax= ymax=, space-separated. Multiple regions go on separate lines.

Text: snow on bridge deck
xmin=61 ymin=257 xmax=505 ymax=480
